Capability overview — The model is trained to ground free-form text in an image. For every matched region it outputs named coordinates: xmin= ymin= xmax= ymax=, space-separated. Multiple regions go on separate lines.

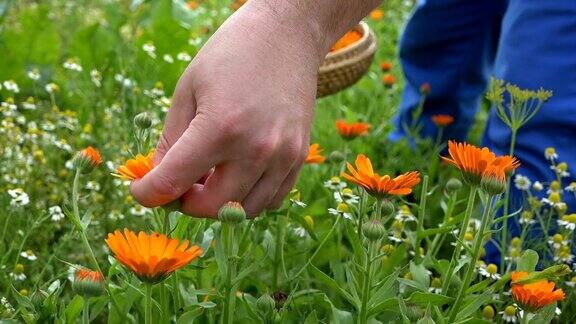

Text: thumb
xmin=131 ymin=116 xmax=218 ymax=207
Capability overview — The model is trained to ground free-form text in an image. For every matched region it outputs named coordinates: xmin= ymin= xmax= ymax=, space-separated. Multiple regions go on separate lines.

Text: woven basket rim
xmin=325 ymin=21 xmax=370 ymax=58
xmin=319 ymin=33 xmax=376 ymax=73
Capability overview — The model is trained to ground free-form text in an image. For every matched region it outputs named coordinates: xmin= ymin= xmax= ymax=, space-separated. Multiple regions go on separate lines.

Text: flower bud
xmin=419 ymin=82 xmax=431 ymax=95
xmin=218 ymin=201 xmax=246 ymax=224
xmin=362 ymin=219 xmax=386 ymax=241
xmin=31 ymin=290 xmax=48 ymax=309
xmin=482 ymin=305 xmax=495 ymax=319
xmin=380 ymin=200 xmax=395 ymax=217
xmin=73 ymin=146 xmax=102 ymax=173
xmin=328 ymin=151 xmax=345 ymax=163
xmin=72 ymin=269 xmax=105 ymax=297
xmin=304 ymin=215 xmax=314 ymax=230
xmin=445 ymin=178 xmax=462 ymax=193
xmin=481 ymin=174 xmax=506 ymax=195
xmin=134 ymin=112 xmax=152 ymax=129
xmin=256 ymin=294 xmax=276 ymax=318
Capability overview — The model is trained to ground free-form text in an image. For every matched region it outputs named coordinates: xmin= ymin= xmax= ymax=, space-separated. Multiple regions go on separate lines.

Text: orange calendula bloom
xmin=306 ymin=144 xmax=326 ymax=164
xmin=380 ymin=61 xmax=393 ymax=72
xmin=335 ymin=120 xmax=371 ymax=140
xmin=106 ymin=229 xmax=203 ymax=283
xmin=382 ymin=74 xmax=396 ymax=87
xmin=75 ymin=268 xmax=104 ymax=282
xmin=79 ymin=146 xmax=103 ymax=167
xmin=369 ymin=9 xmax=384 ymax=21
xmin=330 ymin=30 xmax=363 ymax=52
xmin=431 ymin=114 xmax=454 ymax=127
xmin=511 ymin=271 xmax=565 ymax=312
xmin=441 ymin=141 xmax=519 ymax=185
xmin=342 ymin=154 xmax=421 ymax=198
xmin=114 ymin=151 xmax=155 ymax=180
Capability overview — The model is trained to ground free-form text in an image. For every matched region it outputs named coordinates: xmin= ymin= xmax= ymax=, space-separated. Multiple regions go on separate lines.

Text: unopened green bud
xmin=328 ymin=151 xmax=345 ymax=163
xmin=362 ymin=219 xmax=386 ymax=241
xmin=482 ymin=305 xmax=495 ymax=319
xmin=72 ymin=269 xmax=105 ymax=297
xmin=445 ymin=178 xmax=462 ymax=193
xmin=134 ymin=112 xmax=152 ymax=129
xmin=256 ymin=294 xmax=276 ymax=318
xmin=31 ymin=290 xmax=48 ymax=309
xmin=218 ymin=201 xmax=246 ymax=224
xmin=481 ymin=175 xmax=506 ymax=195
xmin=380 ymin=200 xmax=395 ymax=217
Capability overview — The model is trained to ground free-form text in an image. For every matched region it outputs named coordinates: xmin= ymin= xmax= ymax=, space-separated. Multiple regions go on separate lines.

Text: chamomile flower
xmin=85 ymin=181 xmax=101 ymax=191
xmin=10 ymin=270 xmax=26 ymax=281
xmin=108 ymin=209 xmax=125 ymax=221
xmin=289 ymin=189 xmax=307 ymax=208
xmin=553 ymin=246 xmax=574 ymax=264
xmin=20 ymin=250 xmax=37 ymax=261
xmin=324 ymin=176 xmax=347 ymax=191
xmin=45 ymin=83 xmax=59 ymax=94
xmin=541 ymin=192 xmax=564 ymax=208
xmin=293 ymin=227 xmax=307 ymax=238
xmin=545 ymin=147 xmax=558 ymax=162
xmin=7 ymin=188 xmax=30 ymax=206
xmin=1 ymin=97 xmax=17 ymax=111
xmin=3 ymin=80 xmax=20 ymax=93
xmin=49 ymin=206 xmax=65 ymax=222
xmin=90 ymin=69 xmax=102 ymax=87
xmin=334 ymin=188 xmax=359 ymax=205
xmin=63 ymin=58 xmax=83 ymax=72
xmin=142 ymin=41 xmax=157 ymax=58
xmin=500 ymin=305 xmax=518 ymax=323
xmin=548 ymin=234 xmax=568 ymax=250
xmin=551 ymin=162 xmax=570 ymax=178
xmin=532 ymin=181 xmax=544 ymax=191
xmin=514 ymin=174 xmax=531 ymax=191
xmin=519 ymin=211 xmax=536 ymax=225
xmin=558 ymin=214 xmax=576 ymax=231
xmin=129 ymin=205 xmax=148 ymax=216
xmin=163 ymin=54 xmax=174 ymax=63
xmin=478 ymin=263 xmax=501 ymax=280
xmin=566 ymin=182 xmax=576 ymax=192
xmin=566 ymin=276 xmax=576 ymax=288
xmin=428 ymin=277 xmax=442 ymax=294
xmin=27 ymin=69 xmax=41 ymax=80
xmin=395 ymin=205 xmax=416 ymax=223
xmin=22 ymin=97 xmax=37 ymax=110
xmin=177 ymin=52 xmax=192 ymax=62
xmin=328 ymin=203 xmax=352 ymax=220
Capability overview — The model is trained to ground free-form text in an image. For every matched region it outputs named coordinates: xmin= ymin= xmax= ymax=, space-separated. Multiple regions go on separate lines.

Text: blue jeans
xmin=392 ymin=0 xmax=576 ymax=265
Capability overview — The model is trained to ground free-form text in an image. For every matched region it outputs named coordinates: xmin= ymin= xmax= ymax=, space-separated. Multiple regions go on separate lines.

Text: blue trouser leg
xmin=483 ymin=0 xmax=576 ymax=266
xmin=391 ymin=0 xmax=507 ymax=142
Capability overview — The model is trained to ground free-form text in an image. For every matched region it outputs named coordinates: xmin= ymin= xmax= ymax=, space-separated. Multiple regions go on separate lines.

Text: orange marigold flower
xmin=511 ymin=271 xmax=565 ymax=312
xmin=382 ymin=74 xmax=396 ymax=87
xmin=380 ymin=61 xmax=393 ymax=72
xmin=306 ymin=144 xmax=325 ymax=164
xmin=335 ymin=120 xmax=371 ymax=140
xmin=73 ymin=146 xmax=102 ymax=173
xmin=114 ymin=151 xmax=155 ymax=180
xmin=369 ymin=9 xmax=384 ymax=21
xmin=330 ymin=30 xmax=363 ymax=52
xmin=342 ymin=154 xmax=421 ymax=198
xmin=441 ymin=141 xmax=520 ymax=186
xmin=106 ymin=229 xmax=203 ymax=283
xmin=431 ymin=114 xmax=454 ymax=127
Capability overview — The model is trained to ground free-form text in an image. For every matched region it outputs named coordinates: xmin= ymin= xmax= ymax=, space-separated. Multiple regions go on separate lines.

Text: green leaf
xmin=530 ymin=302 xmax=557 ymax=324
xmin=309 ymin=264 xmax=358 ymax=307
xmin=177 ymin=307 xmax=204 ymax=323
xmin=410 ymin=261 xmax=430 ymax=288
xmin=367 ymin=298 xmax=398 ymax=317
xmin=455 ymin=290 xmax=493 ymax=322
xmin=405 ymin=292 xmax=453 ymax=306
xmin=321 ymin=294 xmax=353 ymax=324
xmin=516 ymin=249 xmax=539 ymax=272
xmin=368 ymin=268 xmax=400 ymax=308
xmin=65 ymin=295 xmax=85 ymax=323
xmin=304 ymin=310 xmax=320 ymax=324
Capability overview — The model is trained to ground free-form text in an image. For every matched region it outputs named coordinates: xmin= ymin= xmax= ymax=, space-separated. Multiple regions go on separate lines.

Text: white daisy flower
xmin=500 ymin=305 xmax=518 ymax=323
xmin=519 ymin=211 xmax=536 ymax=225
xmin=545 ymin=147 xmax=558 ymax=162
xmin=108 ymin=209 xmax=125 ymax=221
xmin=293 ymin=227 xmax=307 ymax=238
xmin=63 ymin=58 xmax=83 ymax=72
xmin=566 ymin=182 xmax=576 ymax=192
xmin=548 ymin=234 xmax=568 ymax=250
xmin=45 ymin=82 xmax=59 ymax=93
xmin=3 ymin=80 xmax=20 ymax=93
xmin=334 ymin=189 xmax=359 ymax=205
xmin=478 ymin=263 xmax=501 ymax=280
xmin=10 ymin=272 xmax=26 ymax=281
xmin=22 ymin=97 xmax=37 ymax=110
xmin=324 ymin=176 xmax=347 ymax=191
xmin=328 ymin=203 xmax=352 ymax=220
xmin=20 ymin=250 xmax=37 ymax=261
xmin=142 ymin=42 xmax=157 ymax=58
xmin=395 ymin=205 xmax=416 ymax=223
xmin=27 ymin=69 xmax=41 ymax=80
xmin=163 ymin=54 xmax=174 ymax=63
xmin=177 ymin=52 xmax=192 ymax=62
xmin=558 ymin=214 xmax=576 ymax=231
xmin=85 ymin=181 xmax=101 ymax=191
xmin=130 ymin=205 xmax=148 ymax=216
xmin=7 ymin=188 xmax=30 ymax=206
xmin=90 ymin=69 xmax=102 ymax=87
xmin=532 ymin=181 xmax=544 ymax=191
xmin=513 ymin=174 xmax=531 ymax=191
xmin=49 ymin=206 xmax=65 ymax=222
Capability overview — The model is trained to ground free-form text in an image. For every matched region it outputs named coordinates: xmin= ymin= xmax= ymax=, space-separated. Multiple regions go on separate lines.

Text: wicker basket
xmin=317 ymin=21 xmax=377 ymax=98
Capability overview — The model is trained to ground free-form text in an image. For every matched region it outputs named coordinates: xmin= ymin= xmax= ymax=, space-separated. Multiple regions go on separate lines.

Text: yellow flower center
xmin=504 ymin=305 xmax=517 ymax=316
xmin=557 ymin=162 xmax=568 ymax=172
xmin=336 ymin=203 xmax=349 ymax=213
xmin=553 ymin=234 xmax=564 ymax=243
xmin=431 ymin=278 xmax=442 ymax=288
xmin=486 ymin=264 xmax=498 ymax=275
xmin=342 ymin=188 xmax=353 ymax=196
xmin=511 ymin=237 xmax=522 ymax=247
xmin=15 ymin=264 xmax=24 ymax=274
xmin=562 ymin=214 xmax=576 ymax=223
xmin=548 ymin=192 xmax=561 ymax=203
xmin=330 ymin=176 xmax=341 ymax=184
xmin=464 ymin=232 xmax=474 ymax=242
xmin=545 ymin=147 xmax=556 ymax=157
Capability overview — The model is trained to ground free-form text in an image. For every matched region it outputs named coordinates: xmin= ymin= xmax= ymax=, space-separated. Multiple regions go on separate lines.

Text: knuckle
xmin=147 ymin=172 xmax=182 ymax=201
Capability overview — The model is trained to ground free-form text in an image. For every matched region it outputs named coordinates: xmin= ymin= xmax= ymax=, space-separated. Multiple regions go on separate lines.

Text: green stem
xmin=272 ymin=216 xmax=285 ymax=291
xmin=145 ymin=283 xmax=153 ymax=324
xmin=442 ymin=187 xmax=477 ymax=293
xmin=415 ymin=175 xmax=429 ymax=254
xmin=448 ymin=194 xmax=495 ymax=321
xmin=83 ymin=298 xmax=90 ymax=324
xmin=500 ymin=129 xmax=517 ymax=272
xmin=223 ymin=224 xmax=237 ymax=324
xmin=521 ymin=311 xmax=530 ymax=324
xmin=358 ymin=241 xmax=376 ymax=324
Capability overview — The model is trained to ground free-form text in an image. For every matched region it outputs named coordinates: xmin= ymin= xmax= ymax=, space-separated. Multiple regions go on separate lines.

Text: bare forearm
xmin=247 ymin=0 xmax=382 ymax=59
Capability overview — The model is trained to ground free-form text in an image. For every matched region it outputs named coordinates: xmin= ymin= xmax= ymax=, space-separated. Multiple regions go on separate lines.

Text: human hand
xmin=131 ymin=3 xmax=326 ymax=217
